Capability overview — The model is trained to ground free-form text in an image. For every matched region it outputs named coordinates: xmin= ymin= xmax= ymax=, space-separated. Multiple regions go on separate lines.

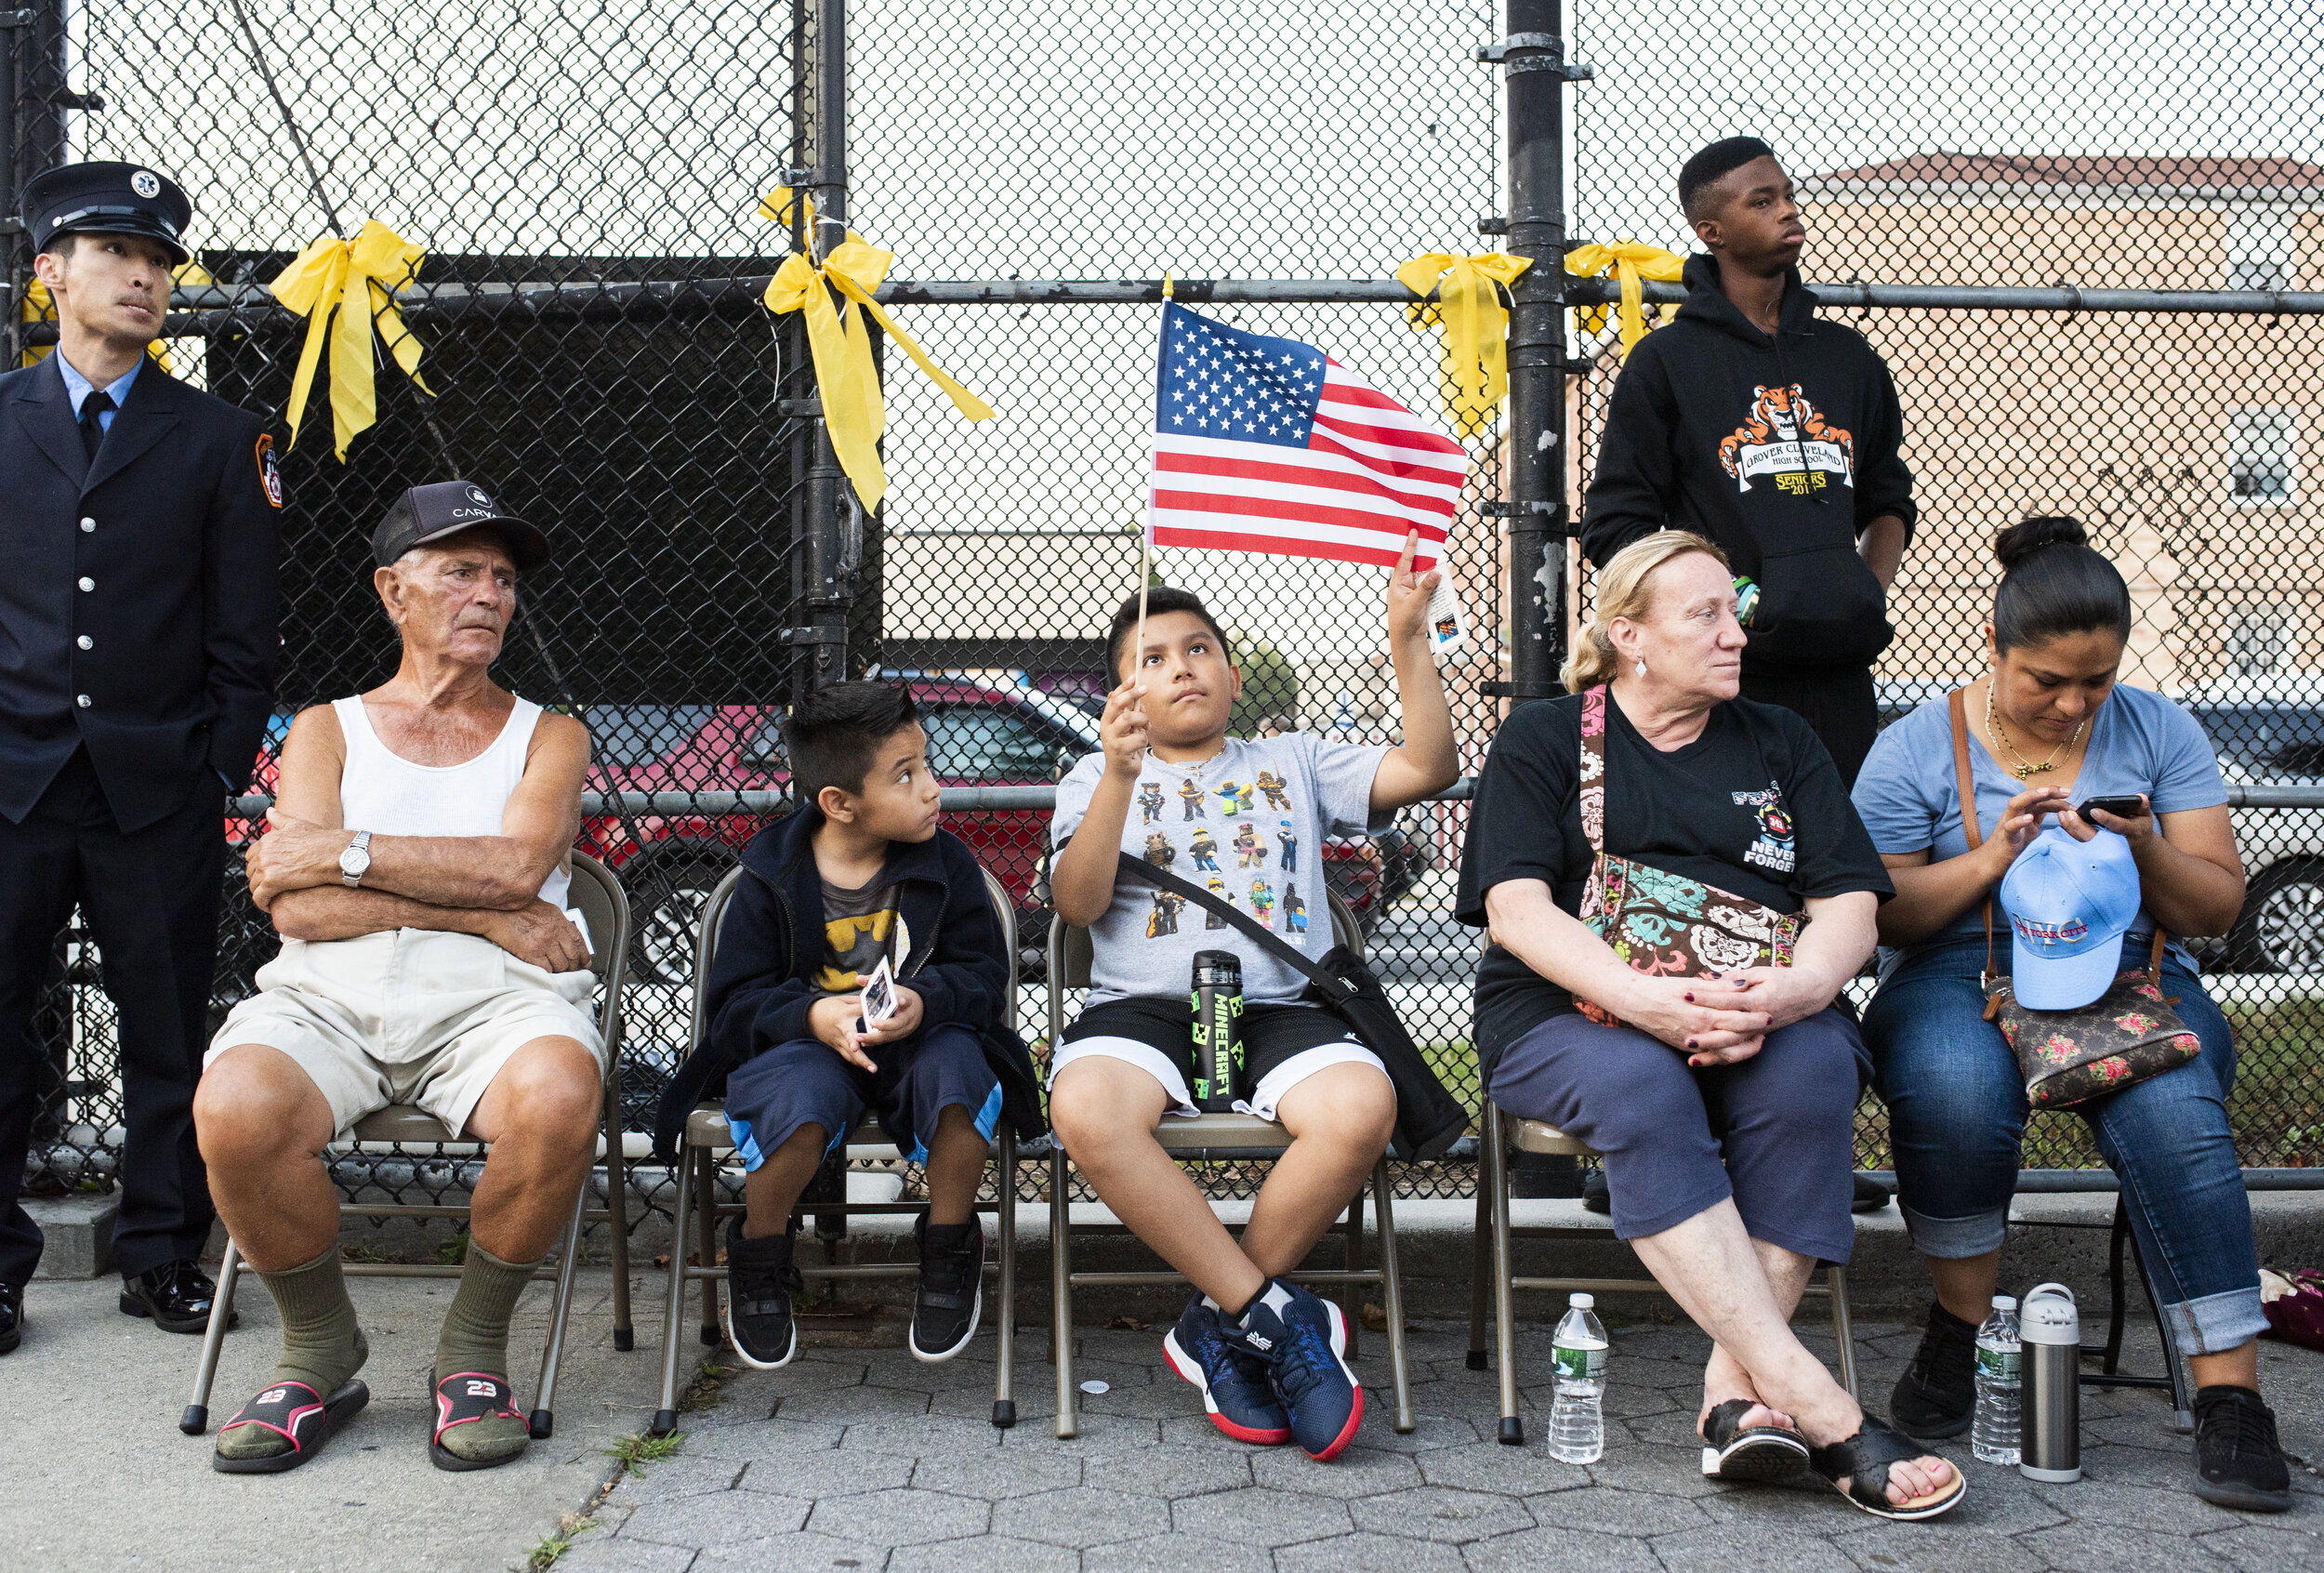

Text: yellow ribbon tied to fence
xmin=1564 ymin=241 xmax=1685 ymax=361
xmin=267 ymin=220 xmax=431 ymax=460
xmin=759 ymin=185 xmax=993 ymax=514
xmin=1393 ymin=252 xmax=1532 ymax=439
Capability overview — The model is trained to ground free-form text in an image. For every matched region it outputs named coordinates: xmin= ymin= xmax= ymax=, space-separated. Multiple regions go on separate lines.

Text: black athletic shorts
xmin=1053 ymin=995 xmax=1382 ymax=1119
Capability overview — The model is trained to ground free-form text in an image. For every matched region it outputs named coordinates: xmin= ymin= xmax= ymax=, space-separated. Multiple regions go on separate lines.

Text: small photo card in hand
xmin=859 ymin=955 xmax=898 ymax=1027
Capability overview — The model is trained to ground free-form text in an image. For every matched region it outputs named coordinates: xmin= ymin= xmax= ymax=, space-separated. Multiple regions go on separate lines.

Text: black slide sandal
xmin=1808 ymin=1420 xmax=1967 ymax=1520
xmin=1699 ymin=1397 xmax=1812 ymax=1482
xmin=212 ymin=1378 xmax=369 ymax=1474
xmin=429 ymin=1369 xmax=528 ymax=1473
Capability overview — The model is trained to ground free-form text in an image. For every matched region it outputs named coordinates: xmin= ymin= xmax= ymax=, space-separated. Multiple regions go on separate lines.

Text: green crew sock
xmin=215 ymin=1247 xmax=368 ymax=1461
xmin=432 ymin=1241 xmax=541 ymax=1462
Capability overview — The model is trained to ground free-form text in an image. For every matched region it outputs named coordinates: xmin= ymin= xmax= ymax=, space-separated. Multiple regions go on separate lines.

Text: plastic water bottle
xmin=1548 ymin=1291 xmax=1608 ymax=1463
xmin=1972 ymin=1294 xmax=2022 ymax=1465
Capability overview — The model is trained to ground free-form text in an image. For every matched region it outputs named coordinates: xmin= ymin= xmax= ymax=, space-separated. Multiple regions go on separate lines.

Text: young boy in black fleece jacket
xmin=653 ymin=682 xmax=1044 ymax=1368
xmin=1581 ymin=136 xmax=1916 ymax=789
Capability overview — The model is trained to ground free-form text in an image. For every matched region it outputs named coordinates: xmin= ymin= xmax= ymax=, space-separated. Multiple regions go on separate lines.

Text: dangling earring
xmin=1633 ymin=659 xmax=1647 ymax=679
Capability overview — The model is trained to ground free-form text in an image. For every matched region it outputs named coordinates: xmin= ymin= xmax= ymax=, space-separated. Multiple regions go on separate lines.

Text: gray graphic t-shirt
xmin=1051 ymin=733 xmax=1391 ymax=1005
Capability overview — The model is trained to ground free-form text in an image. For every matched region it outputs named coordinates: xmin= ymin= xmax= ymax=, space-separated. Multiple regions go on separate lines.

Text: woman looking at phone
xmin=1848 ymin=517 xmax=2288 ymax=1513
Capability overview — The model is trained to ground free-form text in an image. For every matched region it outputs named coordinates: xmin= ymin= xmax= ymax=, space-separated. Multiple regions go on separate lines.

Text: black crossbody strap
xmin=1067 ymin=838 xmax=1353 ymax=999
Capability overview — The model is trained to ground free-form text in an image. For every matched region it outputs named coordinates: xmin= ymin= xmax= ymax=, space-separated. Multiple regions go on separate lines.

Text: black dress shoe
xmin=120 ymin=1260 xmax=235 ymax=1334
xmin=0 ymin=1281 xmax=22 ymax=1355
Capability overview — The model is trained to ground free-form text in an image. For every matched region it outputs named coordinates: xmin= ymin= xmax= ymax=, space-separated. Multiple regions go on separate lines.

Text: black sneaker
xmin=1889 ymin=1301 xmax=1977 ymax=1440
xmin=909 ymin=1214 xmax=984 ymax=1363
xmin=723 ymin=1216 xmax=802 ymax=1370
xmin=2192 ymin=1385 xmax=2292 ymax=1512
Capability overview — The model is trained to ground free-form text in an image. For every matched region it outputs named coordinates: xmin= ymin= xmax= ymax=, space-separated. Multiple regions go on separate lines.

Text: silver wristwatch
xmin=338 ymin=829 xmax=373 ymax=888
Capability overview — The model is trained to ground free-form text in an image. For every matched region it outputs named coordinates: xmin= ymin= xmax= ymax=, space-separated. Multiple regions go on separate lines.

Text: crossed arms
xmin=244 ymin=703 xmax=595 ymax=972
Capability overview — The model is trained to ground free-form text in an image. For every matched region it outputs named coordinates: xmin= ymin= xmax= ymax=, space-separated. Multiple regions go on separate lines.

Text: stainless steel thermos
xmin=2019 ymin=1282 xmax=2082 ymax=1482
xmin=1191 ymin=951 xmax=1245 ymax=1112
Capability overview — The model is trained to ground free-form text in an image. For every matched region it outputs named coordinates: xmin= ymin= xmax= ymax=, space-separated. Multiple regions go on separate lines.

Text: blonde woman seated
xmin=1457 ymin=530 xmax=1961 ymax=1520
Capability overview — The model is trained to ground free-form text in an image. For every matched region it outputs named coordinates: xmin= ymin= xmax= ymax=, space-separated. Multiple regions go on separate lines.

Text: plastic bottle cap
xmin=1991 ymin=1295 xmax=2017 ymax=1311
xmin=1570 ymin=1292 xmax=1594 ymax=1309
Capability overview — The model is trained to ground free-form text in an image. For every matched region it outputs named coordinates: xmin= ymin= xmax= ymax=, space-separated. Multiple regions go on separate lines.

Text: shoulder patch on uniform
xmin=256 ymin=433 xmax=284 ymax=508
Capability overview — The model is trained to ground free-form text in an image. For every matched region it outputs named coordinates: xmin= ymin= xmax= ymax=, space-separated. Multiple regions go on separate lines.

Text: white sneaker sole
xmin=908 ymin=1282 xmax=982 ymax=1363
xmin=722 ymin=1299 xmax=799 ymax=1370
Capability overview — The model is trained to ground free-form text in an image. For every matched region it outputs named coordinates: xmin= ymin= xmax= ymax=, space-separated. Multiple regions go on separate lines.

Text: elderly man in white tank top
xmin=193 ymin=482 xmax=600 ymax=1476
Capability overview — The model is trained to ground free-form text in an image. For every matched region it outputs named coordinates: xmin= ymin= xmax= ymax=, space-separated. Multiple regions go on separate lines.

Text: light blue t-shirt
xmin=1850 ymin=683 xmax=2226 ymax=972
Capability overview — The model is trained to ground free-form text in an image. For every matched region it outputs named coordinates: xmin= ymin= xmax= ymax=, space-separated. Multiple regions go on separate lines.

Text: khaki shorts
xmin=207 ymin=929 xmax=603 ymax=1139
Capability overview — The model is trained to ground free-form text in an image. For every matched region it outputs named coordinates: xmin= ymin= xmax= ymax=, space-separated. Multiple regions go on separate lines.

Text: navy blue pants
xmin=724 ymin=1023 xmax=999 ymax=1169
xmin=1488 ymin=1007 xmax=1867 ymax=1263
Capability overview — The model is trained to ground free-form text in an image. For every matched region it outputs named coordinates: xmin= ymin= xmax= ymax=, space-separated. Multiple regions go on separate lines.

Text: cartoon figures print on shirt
xmin=1138 ymin=782 xmax=1165 ymax=824
xmin=1178 ymin=778 xmax=1206 ymax=820
xmin=1234 ymin=823 xmax=1266 ymax=869
xmin=1205 ymin=876 xmax=1233 ymax=929
xmin=1146 ymin=889 xmax=1184 ymax=938
xmin=1732 ymin=781 xmax=1796 ymax=875
xmin=1276 ymin=821 xmax=1297 ymax=873
xmin=1143 ymin=831 xmax=1177 ymax=870
xmin=1189 ymin=826 xmax=1220 ymax=871
xmin=1717 ymin=384 xmax=1855 ymax=497
xmin=1256 ymin=770 xmax=1290 ymax=811
xmin=1248 ymin=878 xmax=1276 ymax=928
xmin=1285 ymin=885 xmax=1307 ymax=933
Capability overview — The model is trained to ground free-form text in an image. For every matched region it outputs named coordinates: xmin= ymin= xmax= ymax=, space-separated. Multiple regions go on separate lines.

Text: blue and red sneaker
xmin=1164 ymin=1294 xmax=1293 ymax=1445
xmin=1228 ymin=1278 xmax=1363 ymax=1461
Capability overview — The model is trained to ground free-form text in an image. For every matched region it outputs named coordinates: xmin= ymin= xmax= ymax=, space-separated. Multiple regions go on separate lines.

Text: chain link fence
xmin=12 ymin=0 xmax=2319 ymax=1233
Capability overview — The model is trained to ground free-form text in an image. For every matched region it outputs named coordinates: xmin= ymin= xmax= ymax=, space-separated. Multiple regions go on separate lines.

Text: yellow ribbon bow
xmin=20 ymin=266 xmax=209 ymax=373
xmin=1564 ymin=242 xmax=1685 ymax=361
xmin=1393 ymin=252 xmax=1532 ymax=438
xmin=759 ymin=186 xmax=993 ymax=513
xmin=267 ymin=220 xmax=431 ymax=459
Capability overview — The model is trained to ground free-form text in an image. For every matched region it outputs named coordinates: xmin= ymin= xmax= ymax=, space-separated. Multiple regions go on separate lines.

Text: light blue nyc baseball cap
xmin=2000 ymin=825 xmax=2143 ymax=1010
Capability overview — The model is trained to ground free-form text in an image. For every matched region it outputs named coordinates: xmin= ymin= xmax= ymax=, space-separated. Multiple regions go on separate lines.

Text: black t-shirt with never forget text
xmin=1455 ymin=691 xmax=1892 ymax=1073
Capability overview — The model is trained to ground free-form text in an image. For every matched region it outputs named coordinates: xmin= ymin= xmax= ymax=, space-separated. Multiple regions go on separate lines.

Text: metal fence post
xmin=796 ymin=0 xmax=853 ymax=695
xmin=1498 ymin=3 xmax=1576 ymax=706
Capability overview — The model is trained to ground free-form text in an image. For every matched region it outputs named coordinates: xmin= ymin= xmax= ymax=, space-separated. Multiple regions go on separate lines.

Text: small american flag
xmin=1147 ymin=301 xmax=1465 ymax=570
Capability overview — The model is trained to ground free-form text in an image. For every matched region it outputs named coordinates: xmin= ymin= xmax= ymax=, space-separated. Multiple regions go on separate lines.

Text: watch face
xmin=339 ymin=844 xmax=368 ymax=873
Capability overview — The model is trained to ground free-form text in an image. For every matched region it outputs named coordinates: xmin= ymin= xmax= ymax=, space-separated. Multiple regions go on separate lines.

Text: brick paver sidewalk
xmin=561 ymin=1315 xmax=2322 ymax=1572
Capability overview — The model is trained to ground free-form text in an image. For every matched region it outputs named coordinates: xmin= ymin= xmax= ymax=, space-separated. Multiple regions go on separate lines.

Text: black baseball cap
xmin=20 ymin=161 xmax=193 ymax=266
xmin=372 ymin=481 xmax=551 ymax=571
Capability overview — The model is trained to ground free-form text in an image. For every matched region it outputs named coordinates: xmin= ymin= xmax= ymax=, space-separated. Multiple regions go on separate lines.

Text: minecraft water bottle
xmin=1190 ymin=951 xmax=1245 ymax=1112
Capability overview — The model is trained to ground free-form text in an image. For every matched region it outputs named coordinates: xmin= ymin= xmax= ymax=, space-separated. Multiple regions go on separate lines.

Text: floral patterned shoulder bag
xmin=1573 ymin=686 xmax=1803 ymax=1028
xmin=1948 ymin=689 xmax=2200 ymax=1108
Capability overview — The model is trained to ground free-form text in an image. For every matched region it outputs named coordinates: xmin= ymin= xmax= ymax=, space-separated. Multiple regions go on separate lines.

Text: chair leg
xmin=1340 ymin=1192 xmax=1363 ymax=1360
xmin=1050 ymin=1142 xmax=1077 ymax=1440
xmin=1466 ymin=1180 xmax=1491 ymax=1372
xmin=531 ymin=1191 xmax=587 ymax=1438
xmin=1485 ymin=1104 xmax=1523 ymax=1446
xmin=652 ymin=1142 xmax=695 ymax=1436
xmin=1373 ymin=1158 xmax=1414 ymax=1434
xmin=2103 ymin=1196 xmax=2133 ymax=1376
xmin=603 ymin=1080 xmax=634 ymax=1353
xmin=1826 ymin=1263 xmax=1859 ymax=1401
xmin=993 ymin=1126 xmax=1017 ymax=1429
xmin=694 ymin=1143 xmax=721 ymax=1347
xmin=2119 ymin=1197 xmax=2195 ymax=1430
xmin=180 ymin=1236 xmax=244 ymax=1434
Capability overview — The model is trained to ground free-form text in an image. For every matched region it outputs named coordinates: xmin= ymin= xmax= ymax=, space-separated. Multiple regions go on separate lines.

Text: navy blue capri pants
xmin=723 ymin=1024 xmax=1000 ymax=1170
xmin=1487 ymin=1006 xmax=1867 ymax=1264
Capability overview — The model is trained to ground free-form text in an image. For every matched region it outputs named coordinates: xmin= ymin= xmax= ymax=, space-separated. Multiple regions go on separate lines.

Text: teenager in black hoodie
xmin=1581 ymin=137 xmax=1914 ymax=790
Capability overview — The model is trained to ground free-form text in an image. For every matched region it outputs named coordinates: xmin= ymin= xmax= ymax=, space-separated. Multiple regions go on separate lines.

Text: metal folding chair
xmin=650 ymin=863 xmax=1023 ymax=1436
xmin=1044 ymin=892 xmax=1414 ymax=1440
xmin=1466 ymin=1098 xmax=1860 ymax=1445
xmin=181 ymin=850 xmax=634 ymax=1438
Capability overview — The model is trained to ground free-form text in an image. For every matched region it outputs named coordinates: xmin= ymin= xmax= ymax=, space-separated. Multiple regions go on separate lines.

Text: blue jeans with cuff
xmin=1863 ymin=938 xmax=2265 ymax=1355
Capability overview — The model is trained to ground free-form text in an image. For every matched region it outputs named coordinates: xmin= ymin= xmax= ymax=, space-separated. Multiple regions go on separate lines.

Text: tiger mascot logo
xmin=1717 ymin=384 xmax=1855 ymax=493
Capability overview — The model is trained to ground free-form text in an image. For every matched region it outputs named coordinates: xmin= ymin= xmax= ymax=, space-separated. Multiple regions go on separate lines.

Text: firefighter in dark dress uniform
xmin=0 ymin=163 xmax=282 ymax=1353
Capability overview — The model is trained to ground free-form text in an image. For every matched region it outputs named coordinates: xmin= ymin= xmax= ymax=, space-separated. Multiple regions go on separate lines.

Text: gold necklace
xmin=1985 ymin=681 xmax=2085 ymax=779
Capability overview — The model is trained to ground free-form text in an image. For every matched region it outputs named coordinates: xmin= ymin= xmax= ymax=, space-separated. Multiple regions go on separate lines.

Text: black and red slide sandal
xmin=212 ymin=1377 xmax=370 ymax=1474
xmin=430 ymin=1369 xmax=526 ymax=1473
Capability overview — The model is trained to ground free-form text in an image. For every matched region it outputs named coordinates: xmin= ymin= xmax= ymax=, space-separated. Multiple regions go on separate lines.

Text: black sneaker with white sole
xmin=723 ymin=1216 xmax=803 ymax=1370
xmin=909 ymin=1214 xmax=984 ymax=1362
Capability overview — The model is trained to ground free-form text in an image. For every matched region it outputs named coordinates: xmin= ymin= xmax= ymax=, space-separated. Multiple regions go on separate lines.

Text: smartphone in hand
xmin=2075 ymin=794 xmax=2146 ymax=824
